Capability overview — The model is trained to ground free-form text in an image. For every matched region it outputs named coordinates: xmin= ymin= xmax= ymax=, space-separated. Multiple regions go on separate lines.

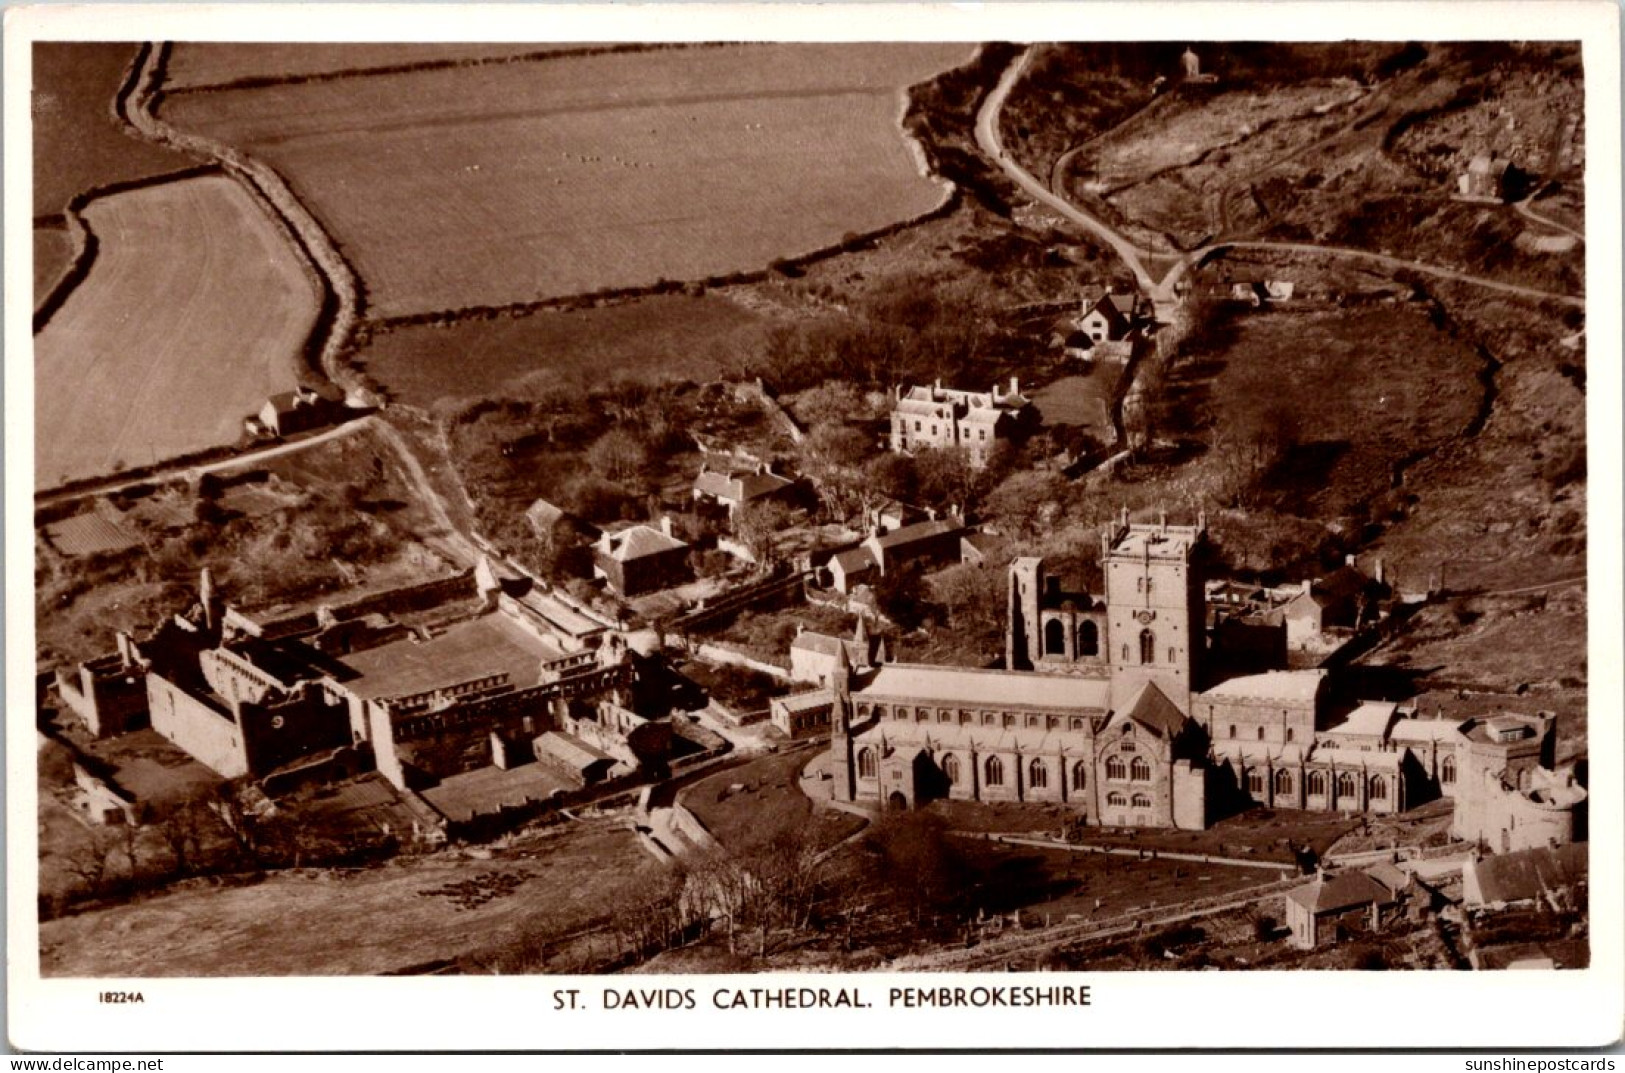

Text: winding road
xmin=978 ymin=47 xmax=1586 ymax=315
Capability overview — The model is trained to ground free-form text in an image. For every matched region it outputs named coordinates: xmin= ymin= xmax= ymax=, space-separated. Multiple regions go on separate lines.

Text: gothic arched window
xmin=1028 ymin=758 xmax=1048 ymax=789
xmin=1106 ymin=791 xmax=1127 ymax=807
xmin=1105 ymin=756 xmax=1127 ymax=781
xmin=857 ymin=748 xmax=876 ymax=780
xmin=1246 ymin=770 xmax=1264 ymax=795
xmin=984 ymin=755 xmax=1004 ymax=787
xmin=1130 ymin=756 xmax=1151 ymax=782
xmin=1273 ymin=769 xmax=1293 ymax=796
xmin=1336 ymin=771 xmax=1357 ymax=799
xmin=1131 ymin=792 xmax=1152 ymax=809
xmin=1307 ymin=771 xmax=1327 ymax=797
xmin=1441 ymin=756 xmax=1456 ymax=785
xmin=1369 ymin=775 xmax=1387 ymax=801
xmin=1139 ymin=628 xmax=1155 ymax=665
xmin=1077 ymin=620 xmax=1099 ymax=657
xmin=1071 ymin=761 xmax=1088 ymax=792
xmin=1044 ymin=619 xmax=1066 ymax=656
xmin=942 ymin=754 xmax=960 ymax=785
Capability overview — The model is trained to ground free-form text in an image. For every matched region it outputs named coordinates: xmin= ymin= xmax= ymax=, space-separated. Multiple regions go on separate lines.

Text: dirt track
xmin=981 ymin=47 xmax=1586 ymax=312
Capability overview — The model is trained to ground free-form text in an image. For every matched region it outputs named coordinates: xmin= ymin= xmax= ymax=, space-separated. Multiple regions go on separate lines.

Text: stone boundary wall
xmin=131 ymin=43 xmax=364 ymax=394
xmin=680 ymin=639 xmax=791 ymax=681
xmin=362 ymin=190 xmax=964 ymax=336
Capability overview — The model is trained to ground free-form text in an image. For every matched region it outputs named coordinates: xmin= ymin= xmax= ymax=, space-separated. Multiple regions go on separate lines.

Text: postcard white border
xmin=7 ymin=1 xmax=1621 ymax=1052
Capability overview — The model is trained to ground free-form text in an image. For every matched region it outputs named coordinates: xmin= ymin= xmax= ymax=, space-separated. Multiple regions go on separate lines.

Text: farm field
xmin=33 ymin=174 xmax=319 ymax=490
xmin=32 ymin=227 xmax=76 ymax=307
xmin=161 ymin=42 xmax=593 ymax=90
xmin=32 ymin=42 xmax=198 ymax=217
xmin=159 ymin=43 xmax=977 ymax=316
xmin=360 ymin=292 xmax=770 ymax=405
xmin=39 ymin=816 xmax=658 ymax=976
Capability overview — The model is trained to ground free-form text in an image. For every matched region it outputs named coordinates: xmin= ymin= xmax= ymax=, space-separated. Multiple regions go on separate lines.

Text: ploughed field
xmin=158 ymin=43 xmax=976 ymax=316
xmin=34 ymin=174 xmax=319 ymax=490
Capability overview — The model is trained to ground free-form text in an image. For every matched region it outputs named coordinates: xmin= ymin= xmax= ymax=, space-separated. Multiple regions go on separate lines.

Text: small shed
xmin=534 ymin=731 xmax=615 ymax=787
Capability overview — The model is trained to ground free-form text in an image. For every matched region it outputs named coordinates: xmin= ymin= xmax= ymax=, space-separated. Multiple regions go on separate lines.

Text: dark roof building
xmin=593 ymin=519 xmax=691 ymax=597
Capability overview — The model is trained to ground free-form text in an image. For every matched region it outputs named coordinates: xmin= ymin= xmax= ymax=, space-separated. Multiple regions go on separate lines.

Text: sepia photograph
xmin=7 ymin=1 xmax=1621 ymax=1053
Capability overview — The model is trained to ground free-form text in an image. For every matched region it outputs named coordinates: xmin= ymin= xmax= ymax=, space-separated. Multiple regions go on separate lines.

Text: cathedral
xmin=825 ymin=513 xmax=1584 ymax=846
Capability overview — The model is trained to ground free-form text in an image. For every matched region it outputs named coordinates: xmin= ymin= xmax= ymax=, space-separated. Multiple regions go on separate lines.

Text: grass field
xmin=681 ymin=747 xmax=866 ymax=854
xmin=360 ymin=293 xmax=769 ymax=406
xmin=40 ymin=816 xmax=657 ymax=976
xmin=32 ymin=43 xmax=197 ymax=217
xmin=162 ymin=42 xmax=588 ymax=90
xmin=159 ymin=44 xmax=975 ymax=316
xmin=33 ymin=174 xmax=319 ymax=490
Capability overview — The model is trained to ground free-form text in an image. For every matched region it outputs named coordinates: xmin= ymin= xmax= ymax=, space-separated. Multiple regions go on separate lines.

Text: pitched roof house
xmin=691 ymin=463 xmax=795 ymax=516
xmin=592 ymin=518 xmax=691 ymax=597
xmin=1073 ymin=292 xmax=1141 ymax=344
xmin=1285 ymin=868 xmax=1400 ymax=949
xmin=1463 ymin=843 xmax=1588 ymax=910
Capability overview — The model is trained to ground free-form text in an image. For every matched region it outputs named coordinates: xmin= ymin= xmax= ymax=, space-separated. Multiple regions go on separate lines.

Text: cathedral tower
xmin=1103 ymin=510 xmax=1207 ymax=713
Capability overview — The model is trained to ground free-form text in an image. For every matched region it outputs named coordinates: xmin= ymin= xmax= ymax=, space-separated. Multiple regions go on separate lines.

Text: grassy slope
xmin=159 ymin=44 xmax=975 ymax=316
xmin=681 ymin=747 xmax=866 ymax=854
xmin=33 ymin=175 xmax=319 ymax=490
xmin=1156 ymin=304 xmax=1484 ymax=534
xmin=40 ymin=819 xmax=656 ymax=976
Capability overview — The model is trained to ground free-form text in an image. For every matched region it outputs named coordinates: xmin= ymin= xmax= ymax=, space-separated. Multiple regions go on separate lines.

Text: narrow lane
xmin=978 ymin=48 xmax=1584 ymax=312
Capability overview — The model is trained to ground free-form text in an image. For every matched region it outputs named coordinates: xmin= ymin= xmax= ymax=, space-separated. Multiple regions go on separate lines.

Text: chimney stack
xmin=660 ymin=515 xmax=674 ymax=538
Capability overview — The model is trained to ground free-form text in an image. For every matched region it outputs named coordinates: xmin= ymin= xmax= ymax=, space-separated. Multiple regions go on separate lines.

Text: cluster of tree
xmin=44 ymin=780 xmax=398 ymax=920
xmin=1211 ymin=398 xmax=1302 ymax=508
xmin=741 ymin=277 xmax=999 ymax=398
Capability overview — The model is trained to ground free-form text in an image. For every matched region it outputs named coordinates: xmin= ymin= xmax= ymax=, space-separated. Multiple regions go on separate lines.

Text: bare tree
xmin=586 ymin=429 xmax=650 ymax=485
xmin=732 ymin=500 xmax=794 ymax=571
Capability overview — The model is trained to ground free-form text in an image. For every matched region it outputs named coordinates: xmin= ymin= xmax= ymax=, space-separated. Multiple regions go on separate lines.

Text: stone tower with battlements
xmin=1102 ymin=510 xmax=1208 ymax=714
